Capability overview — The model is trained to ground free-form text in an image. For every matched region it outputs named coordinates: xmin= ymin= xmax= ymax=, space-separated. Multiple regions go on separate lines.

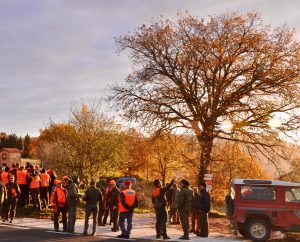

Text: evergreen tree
xmin=22 ymin=134 xmax=31 ymax=158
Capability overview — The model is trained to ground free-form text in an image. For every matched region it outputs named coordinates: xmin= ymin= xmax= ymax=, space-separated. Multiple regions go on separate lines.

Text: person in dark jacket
xmin=198 ymin=181 xmax=210 ymax=237
xmin=169 ymin=183 xmax=180 ymax=224
xmin=190 ymin=187 xmax=201 ymax=234
xmin=177 ymin=179 xmax=193 ymax=240
xmin=2 ymin=175 xmax=20 ymax=223
xmin=103 ymin=179 xmax=120 ymax=232
xmin=0 ymin=180 xmax=6 ymax=216
xmin=96 ymin=175 xmax=107 ymax=226
xmin=152 ymin=177 xmax=175 ymax=240
xmin=82 ymin=181 xmax=103 ymax=236
xmin=67 ymin=175 xmax=82 ymax=233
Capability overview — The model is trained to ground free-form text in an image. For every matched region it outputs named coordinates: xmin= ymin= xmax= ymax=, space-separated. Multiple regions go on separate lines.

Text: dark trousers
xmin=179 ymin=209 xmax=190 ymax=238
xmin=169 ymin=208 xmax=179 ymax=223
xmin=97 ymin=202 xmax=105 ymax=225
xmin=2 ymin=199 xmax=17 ymax=222
xmin=103 ymin=206 xmax=110 ymax=224
xmin=68 ymin=205 xmax=77 ymax=232
xmin=110 ymin=207 xmax=119 ymax=230
xmin=190 ymin=210 xmax=200 ymax=232
xmin=54 ymin=206 xmax=67 ymax=232
xmin=30 ymin=188 xmax=41 ymax=210
xmin=18 ymin=184 xmax=28 ymax=207
xmin=119 ymin=211 xmax=133 ymax=237
xmin=84 ymin=205 xmax=98 ymax=233
xmin=40 ymin=187 xmax=49 ymax=209
xmin=155 ymin=207 xmax=167 ymax=236
xmin=199 ymin=211 xmax=209 ymax=236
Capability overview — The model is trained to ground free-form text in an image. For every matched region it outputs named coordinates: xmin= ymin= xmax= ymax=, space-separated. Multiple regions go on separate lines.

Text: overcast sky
xmin=1 ymin=0 xmax=300 ymax=136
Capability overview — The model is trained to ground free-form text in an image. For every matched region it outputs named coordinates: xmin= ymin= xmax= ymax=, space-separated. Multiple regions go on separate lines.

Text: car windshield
xmin=285 ymin=188 xmax=300 ymax=203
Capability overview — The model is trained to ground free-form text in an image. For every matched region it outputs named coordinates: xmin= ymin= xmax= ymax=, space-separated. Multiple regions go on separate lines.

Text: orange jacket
xmin=16 ymin=170 xmax=28 ymax=185
xmin=30 ymin=176 xmax=40 ymax=189
xmin=118 ymin=188 xmax=137 ymax=213
xmin=40 ymin=173 xmax=50 ymax=187
xmin=1 ymin=171 xmax=9 ymax=185
xmin=51 ymin=186 xmax=67 ymax=212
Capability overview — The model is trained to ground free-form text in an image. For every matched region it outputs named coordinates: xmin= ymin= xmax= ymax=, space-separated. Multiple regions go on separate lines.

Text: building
xmin=0 ymin=148 xmax=22 ymax=167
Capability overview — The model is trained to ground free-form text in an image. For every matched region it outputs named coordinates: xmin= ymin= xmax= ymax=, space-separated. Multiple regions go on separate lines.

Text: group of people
xmin=0 ymin=163 xmax=210 ymax=240
xmin=153 ymin=178 xmax=210 ymax=240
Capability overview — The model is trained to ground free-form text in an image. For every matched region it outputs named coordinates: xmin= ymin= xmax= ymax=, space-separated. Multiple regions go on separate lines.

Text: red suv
xmin=226 ymin=179 xmax=300 ymax=242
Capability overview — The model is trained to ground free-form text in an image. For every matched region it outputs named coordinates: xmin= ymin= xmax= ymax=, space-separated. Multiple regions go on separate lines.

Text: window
xmin=2 ymin=154 xmax=6 ymax=160
xmin=285 ymin=188 xmax=300 ymax=203
xmin=241 ymin=186 xmax=276 ymax=200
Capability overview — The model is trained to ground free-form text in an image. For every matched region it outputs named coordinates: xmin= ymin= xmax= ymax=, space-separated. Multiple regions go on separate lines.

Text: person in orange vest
xmin=152 ymin=177 xmax=175 ymax=240
xmin=40 ymin=168 xmax=50 ymax=209
xmin=16 ymin=164 xmax=28 ymax=207
xmin=51 ymin=180 xmax=68 ymax=232
xmin=0 ymin=167 xmax=10 ymax=185
xmin=117 ymin=181 xmax=138 ymax=239
xmin=29 ymin=171 xmax=41 ymax=211
xmin=2 ymin=175 xmax=20 ymax=223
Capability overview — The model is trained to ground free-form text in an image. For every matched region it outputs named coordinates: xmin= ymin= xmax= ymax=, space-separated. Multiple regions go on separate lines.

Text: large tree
xmin=111 ymin=12 xmax=300 ymax=182
xmin=110 ymin=12 xmax=300 ymax=181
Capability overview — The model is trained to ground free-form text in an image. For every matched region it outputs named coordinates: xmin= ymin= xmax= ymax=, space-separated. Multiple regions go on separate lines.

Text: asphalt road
xmin=0 ymin=223 xmax=159 ymax=242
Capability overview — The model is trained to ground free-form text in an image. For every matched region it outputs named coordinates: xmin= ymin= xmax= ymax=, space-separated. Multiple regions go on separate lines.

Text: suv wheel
xmin=246 ymin=219 xmax=270 ymax=242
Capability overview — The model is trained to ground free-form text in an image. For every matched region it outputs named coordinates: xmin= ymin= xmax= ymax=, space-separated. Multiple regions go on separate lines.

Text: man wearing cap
xmin=82 ymin=181 xmax=103 ymax=236
xmin=67 ymin=175 xmax=82 ymax=233
xmin=177 ymin=179 xmax=193 ymax=240
xmin=117 ymin=180 xmax=138 ymax=239
xmin=51 ymin=180 xmax=68 ymax=232
xmin=2 ymin=175 xmax=20 ymax=223
xmin=198 ymin=181 xmax=210 ymax=237
xmin=96 ymin=175 xmax=107 ymax=226
xmin=152 ymin=177 xmax=175 ymax=240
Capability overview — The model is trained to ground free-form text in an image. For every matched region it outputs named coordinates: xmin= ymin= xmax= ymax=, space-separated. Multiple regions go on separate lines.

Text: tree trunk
xmin=197 ymin=132 xmax=214 ymax=184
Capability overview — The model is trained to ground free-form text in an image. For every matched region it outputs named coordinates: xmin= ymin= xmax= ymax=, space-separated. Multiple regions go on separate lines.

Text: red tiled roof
xmin=0 ymin=148 xmax=22 ymax=153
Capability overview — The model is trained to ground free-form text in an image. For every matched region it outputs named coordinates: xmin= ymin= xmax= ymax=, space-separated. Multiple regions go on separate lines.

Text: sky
xmin=1 ymin=0 xmax=300 ymax=137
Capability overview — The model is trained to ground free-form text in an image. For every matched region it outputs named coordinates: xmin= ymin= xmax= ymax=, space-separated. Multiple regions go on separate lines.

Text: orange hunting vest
xmin=152 ymin=188 xmax=161 ymax=198
xmin=119 ymin=188 xmax=137 ymax=213
xmin=40 ymin=173 xmax=50 ymax=187
xmin=55 ymin=187 xmax=67 ymax=207
xmin=16 ymin=170 xmax=27 ymax=185
xmin=1 ymin=172 xmax=9 ymax=185
xmin=30 ymin=176 xmax=40 ymax=189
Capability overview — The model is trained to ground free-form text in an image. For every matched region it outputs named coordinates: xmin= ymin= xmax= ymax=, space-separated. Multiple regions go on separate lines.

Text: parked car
xmin=116 ymin=177 xmax=136 ymax=189
xmin=226 ymin=179 xmax=300 ymax=242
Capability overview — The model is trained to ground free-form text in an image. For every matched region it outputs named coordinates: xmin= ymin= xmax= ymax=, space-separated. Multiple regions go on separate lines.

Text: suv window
xmin=285 ymin=188 xmax=300 ymax=203
xmin=241 ymin=186 xmax=276 ymax=201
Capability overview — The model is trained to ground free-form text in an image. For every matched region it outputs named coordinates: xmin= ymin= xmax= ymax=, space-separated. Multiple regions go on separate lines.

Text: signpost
xmin=204 ymin=173 xmax=213 ymax=192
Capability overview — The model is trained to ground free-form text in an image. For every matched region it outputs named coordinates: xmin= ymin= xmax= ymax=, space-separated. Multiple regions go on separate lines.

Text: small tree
xmin=110 ymin=12 xmax=300 ymax=182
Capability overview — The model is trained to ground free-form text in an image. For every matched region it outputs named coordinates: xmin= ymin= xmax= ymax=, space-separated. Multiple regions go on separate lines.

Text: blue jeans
xmin=119 ymin=211 xmax=133 ymax=236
